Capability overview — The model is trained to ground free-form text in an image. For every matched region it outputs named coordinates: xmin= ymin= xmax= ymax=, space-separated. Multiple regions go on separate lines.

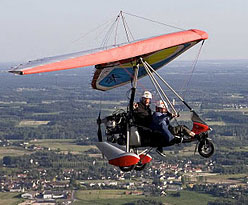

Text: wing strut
xmin=140 ymin=58 xmax=208 ymax=126
xmin=126 ymin=64 xmax=139 ymax=152
xmin=142 ymin=59 xmax=192 ymax=111
xmin=141 ymin=58 xmax=178 ymax=116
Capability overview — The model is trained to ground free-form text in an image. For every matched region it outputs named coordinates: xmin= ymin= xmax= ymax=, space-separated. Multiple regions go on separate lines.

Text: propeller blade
xmin=97 ymin=112 xmax=103 ymax=142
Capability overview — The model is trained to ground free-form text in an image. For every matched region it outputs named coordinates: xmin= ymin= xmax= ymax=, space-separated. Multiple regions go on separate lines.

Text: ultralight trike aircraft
xmin=9 ymin=12 xmax=214 ymax=171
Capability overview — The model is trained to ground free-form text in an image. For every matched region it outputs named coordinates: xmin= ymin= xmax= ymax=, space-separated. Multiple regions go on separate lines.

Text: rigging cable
xmin=120 ymin=11 xmax=135 ymax=42
xmin=123 ymin=19 xmax=135 ymax=41
xmin=181 ymin=40 xmax=205 ymax=99
xmin=59 ymin=16 xmax=117 ymax=53
xmin=120 ymin=11 xmax=145 ymax=99
xmin=71 ymin=16 xmax=116 ymax=45
xmin=101 ymin=15 xmax=120 ymax=48
xmin=122 ymin=11 xmax=186 ymax=31
xmin=97 ymin=14 xmax=122 ymax=115
xmin=114 ymin=14 xmax=121 ymax=46
xmin=120 ymin=11 xmax=132 ymax=42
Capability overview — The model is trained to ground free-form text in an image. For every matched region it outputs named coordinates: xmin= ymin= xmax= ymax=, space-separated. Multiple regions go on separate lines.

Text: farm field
xmin=0 ymin=147 xmax=31 ymax=159
xmin=204 ymin=173 xmax=247 ymax=184
xmin=17 ymin=120 xmax=50 ymax=127
xmin=0 ymin=192 xmax=24 ymax=205
xmin=29 ymin=139 xmax=97 ymax=153
xmin=162 ymin=190 xmax=219 ymax=205
xmin=73 ymin=190 xmax=219 ymax=205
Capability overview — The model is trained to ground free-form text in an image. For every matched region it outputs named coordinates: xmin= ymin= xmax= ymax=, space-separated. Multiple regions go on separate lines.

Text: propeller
xmin=97 ymin=112 xmax=103 ymax=142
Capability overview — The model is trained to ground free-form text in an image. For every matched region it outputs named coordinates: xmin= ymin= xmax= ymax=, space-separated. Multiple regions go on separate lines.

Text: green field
xmin=73 ymin=190 xmax=218 ymax=205
xmin=162 ymin=144 xmax=196 ymax=157
xmin=218 ymin=144 xmax=248 ymax=152
xmin=0 ymin=192 xmax=24 ymax=205
xmin=163 ymin=190 xmax=219 ymax=205
xmin=17 ymin=120 xmax=50 ymax=127
xmin=207 ymin=121 xmax=226 ymax=126
xmin=234 ymin=146 xmax=248 ymax=152
xmin=205 ymin=173 xmax=247 ymax=184
xmin=0 ymin=147 xmax=31 ymax=159
xmin=0 ymin=139 xmax=97 ymax=161
xmin=76 ymin=100 xmax=125 ymax=105
xmin=32 ymin=112 xmax=61 ymax=116
xmin=74 ymin=189 xmax=147 ymax=205
xmin=30 ymin=139 xmax=97 ymax=153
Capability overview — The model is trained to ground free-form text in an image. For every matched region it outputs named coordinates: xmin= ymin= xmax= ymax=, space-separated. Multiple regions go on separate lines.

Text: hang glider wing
xmin=9 ymin=29 xmax=207 ymax=91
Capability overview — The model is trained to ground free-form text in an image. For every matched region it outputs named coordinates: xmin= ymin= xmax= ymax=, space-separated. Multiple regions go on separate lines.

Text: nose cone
xmin=96 ymin=142 xmax=140 ymax=167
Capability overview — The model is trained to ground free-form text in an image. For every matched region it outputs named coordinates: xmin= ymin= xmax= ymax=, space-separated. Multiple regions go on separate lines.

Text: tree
xmin=3 ymin=156 xmax=12 ymax=166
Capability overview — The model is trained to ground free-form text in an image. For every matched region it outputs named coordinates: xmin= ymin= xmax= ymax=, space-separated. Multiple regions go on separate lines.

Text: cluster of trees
xmin=211 ymin=151 xmax=248 ymax=174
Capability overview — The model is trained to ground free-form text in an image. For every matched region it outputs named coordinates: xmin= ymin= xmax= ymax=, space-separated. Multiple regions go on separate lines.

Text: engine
xmin=103 ymin=109 xmax=127 ymax=145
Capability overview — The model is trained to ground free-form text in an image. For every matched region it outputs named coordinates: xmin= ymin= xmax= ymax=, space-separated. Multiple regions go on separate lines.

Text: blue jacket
xmin=150 ymin=112 xmax=174 ymax=143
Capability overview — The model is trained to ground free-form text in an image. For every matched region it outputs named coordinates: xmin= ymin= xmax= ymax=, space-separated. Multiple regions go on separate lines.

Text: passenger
xmin=150 ymin=100 xmax=174 ymax=144
xmin=133 ymin=91 xmax=152 ymax=127
xmin=151 ymin=100 xmax=196 ymax=156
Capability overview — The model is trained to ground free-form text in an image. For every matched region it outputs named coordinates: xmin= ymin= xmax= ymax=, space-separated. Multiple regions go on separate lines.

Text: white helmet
xmin=156 ymin=100 xmax=168 ymax=109
xmin=142 ymin=91 xmax=152 ymax=99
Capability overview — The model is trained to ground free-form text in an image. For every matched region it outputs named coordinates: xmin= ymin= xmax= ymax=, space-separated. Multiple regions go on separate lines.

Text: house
xmin=43 ymin=191 xmax=53 ymax=199
xmin=130 ymin=191 xmax=143 ymax=195
xmin=194 ymin=168 xmax=203 ymax=173
xmin=51 ymin=181 xmax=69 ymax=189
xmin=9 ymin=183 xmax=22 ymax=192
xmin=166 ymin=184 xmax=182 ymax=192
xmin=52 ymin=192 xmax=66 ymax=199
xmin=17 ymin=174 xmax=27 ymax=178
xmin=109 ymin=181 xmax=118 ymax=186
xmin=43 ymin=191 xmax=67 ymax=199
xmin=21 ymin=193 xmax=33 ymax=199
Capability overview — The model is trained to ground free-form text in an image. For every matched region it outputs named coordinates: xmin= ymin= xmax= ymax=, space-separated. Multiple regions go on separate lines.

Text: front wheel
xmin=198 ymin=139 xmax=214 ymax=158
xmin=134 ymin=162 xmax=147 ymax=171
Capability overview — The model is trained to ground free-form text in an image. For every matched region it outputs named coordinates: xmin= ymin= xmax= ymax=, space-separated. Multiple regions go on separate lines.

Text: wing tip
xmin=8 ymin=70 xmax=24 ymax=75
xmin=190 ymin=29 xmax=208 ymax=40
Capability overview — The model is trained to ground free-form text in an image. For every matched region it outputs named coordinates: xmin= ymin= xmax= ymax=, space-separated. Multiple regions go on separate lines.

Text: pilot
xmin=151 ymin=100 xmax=196 ymax=156
xmin=133 ymin=91 xmax=152 ymax=127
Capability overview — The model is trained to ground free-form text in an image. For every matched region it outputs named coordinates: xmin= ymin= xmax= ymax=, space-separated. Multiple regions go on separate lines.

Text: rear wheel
xmin=119 ymin=165 xmax=134 ymax=172
xmin=198 ymin=139 xmax=214 ymax=158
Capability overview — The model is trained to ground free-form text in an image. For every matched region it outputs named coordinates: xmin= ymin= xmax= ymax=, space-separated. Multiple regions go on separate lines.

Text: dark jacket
xmin=150 ymin=112 xmax=174 ymax=143
xmin=133 ymin=102 xmax=152 ymax=127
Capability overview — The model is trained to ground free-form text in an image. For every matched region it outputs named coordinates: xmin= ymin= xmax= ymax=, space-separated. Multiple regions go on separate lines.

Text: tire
xmin=119 ymin=165 xmax=135 ymax=172
xmin=134 ymin=163 xmax=147 ymax=171
xmin=198 ymin=139 xmax=214 ymax=158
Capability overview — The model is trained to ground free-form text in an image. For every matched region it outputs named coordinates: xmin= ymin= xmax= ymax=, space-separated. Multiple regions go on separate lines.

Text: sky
xmin=0 ymin=0 xmax=247 ymax=64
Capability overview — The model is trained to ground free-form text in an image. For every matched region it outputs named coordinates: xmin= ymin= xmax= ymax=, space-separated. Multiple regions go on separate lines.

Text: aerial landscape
xmin=0 ymin=60 xmax=248 ymax=204
xmin=0 ymin=0 xmax=247 ymax=205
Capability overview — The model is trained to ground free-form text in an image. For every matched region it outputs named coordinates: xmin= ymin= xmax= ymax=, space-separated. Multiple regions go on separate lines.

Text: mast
xmin=126 ymin=64 xmax=139 ymax=152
